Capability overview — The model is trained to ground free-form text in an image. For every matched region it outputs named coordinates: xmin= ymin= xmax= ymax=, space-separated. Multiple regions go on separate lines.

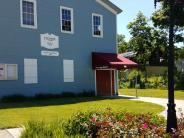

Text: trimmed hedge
xmin=0 ymin=91 xmax=95 ymax=103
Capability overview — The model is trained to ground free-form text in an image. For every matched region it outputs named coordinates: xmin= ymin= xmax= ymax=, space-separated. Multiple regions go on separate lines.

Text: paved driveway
xmin=119 ymin=95 xmax=184 ymax=118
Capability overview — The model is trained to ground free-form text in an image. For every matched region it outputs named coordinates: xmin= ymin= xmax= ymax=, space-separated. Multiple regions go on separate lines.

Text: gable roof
xmin=96 ymin=0 xmax=122 ymax=15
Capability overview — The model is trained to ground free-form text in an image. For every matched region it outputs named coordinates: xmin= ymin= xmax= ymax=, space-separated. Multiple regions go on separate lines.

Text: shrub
xmin=126 ymin=70 xmax=146 ymax=89
xmin=0 ymin=91 xmax=95 ymax=103
xmin=1 ymin=94 xmax=29 ymax=103
xmin=34 ymin=93 xmax=64 ymax=100
xmin=21 ymin=109 xmax=184 ymax=138
xmin=146 ymin=76 xmax=167 ymax=89
xmin=21 ymin=121 xmax=84 ymax=138
xmin=77 ymin=91 xmax=95 ymax=97
xmin=119 ymin=69 xmax=168 ymax=89
xmin=61 ymin=92 xmax=77 ymax=97
xmin=175 ymin=72 xmax=184 ymax=90
xmin=172 ymin=108 xmax=184 ymax=137
xmin=64 ymin=109 xmax=169 ymax=138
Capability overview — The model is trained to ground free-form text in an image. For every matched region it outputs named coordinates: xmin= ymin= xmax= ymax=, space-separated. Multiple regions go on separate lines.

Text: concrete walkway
xmin=0 ymin=128 xmax=23 ymax=138
xmin=119 ymin=95 xmax=184 ymax=118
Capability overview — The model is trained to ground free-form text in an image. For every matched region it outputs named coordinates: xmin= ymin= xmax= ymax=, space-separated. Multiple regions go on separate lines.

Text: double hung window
xmin=20 ymin=0 xmax=37 ymax=29
xmin=92 ymin=13 xmax=103 ymax=38
xmin=60 ymin=6 xmax=74 ymax=34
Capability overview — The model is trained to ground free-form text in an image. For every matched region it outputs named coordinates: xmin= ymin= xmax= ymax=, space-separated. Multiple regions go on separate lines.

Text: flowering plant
xmin=172 ymin=108 xmax=184 ymax=138
xmin=64 ymin=108 xmax=170 ymax=137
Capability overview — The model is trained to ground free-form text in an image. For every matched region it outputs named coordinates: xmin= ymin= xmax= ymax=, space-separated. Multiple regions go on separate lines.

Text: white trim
xmin=110 ymin=70 xmax=112 ymax=96
xmin=92 ymin=13 xmax=103 ymax=38
xmin=94 ymin=70 xmax=97 ymax=96
xmin=114 ymin=70 xmax=117 ymax=95
xmin=116 ymin=70 xmax=119 ymax=95
xmin=20 ymin=0 xmax=37 ymax=29
xmin=96 ymin=68 xmax=115 ymax=70
xmin=96 ymin=0 xmax=117 ymax=15
xmin=60 ymin=6 xmax=74 ymax=34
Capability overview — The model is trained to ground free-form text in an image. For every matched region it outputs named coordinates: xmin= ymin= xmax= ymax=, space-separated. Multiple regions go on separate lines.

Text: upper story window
xmin=20 ymin=0 xmax=37 ymax=29
xmin=60 ymin=6 xmax=74 ymax=34
xmin=92 ymin=13 xmax=103 ymax=38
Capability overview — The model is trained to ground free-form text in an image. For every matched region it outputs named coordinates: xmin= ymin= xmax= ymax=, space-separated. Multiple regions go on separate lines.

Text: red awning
xmin=92 ymin=52 xmax=138 ymax=70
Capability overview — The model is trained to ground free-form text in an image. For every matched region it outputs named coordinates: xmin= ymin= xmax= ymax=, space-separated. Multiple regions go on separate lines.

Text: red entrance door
xmin=96 ymin=70 xmax=115 ymax=96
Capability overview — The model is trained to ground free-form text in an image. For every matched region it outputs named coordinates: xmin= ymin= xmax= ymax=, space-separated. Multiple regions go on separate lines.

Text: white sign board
xmin=0 ymin=64 xmax=5 ymax=80
xmin=41 ymin=51 xmax=59 ymax=57
xmin=41 ymin=33 xmax=59 ymax=49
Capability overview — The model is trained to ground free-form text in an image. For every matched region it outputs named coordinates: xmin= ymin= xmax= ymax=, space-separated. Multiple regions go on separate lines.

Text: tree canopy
xmin=126 ymin=12 xmax=168 ymax=65
xmin=117 ymin=9 xmax=184 ymax=66
xmin=152 ymin=0 xmax=184 ymax=43
xmin=117 ymin=34 xmax=128 ymax=53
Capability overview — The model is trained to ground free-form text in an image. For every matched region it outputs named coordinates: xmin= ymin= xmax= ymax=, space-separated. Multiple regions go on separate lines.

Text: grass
xmin=119 ymin=89 xmax=184 ymax=100
xmin=0 ymin=97 xmax=164 ymax=128
xmin=21 ymin=121 xmax=85 ymax=138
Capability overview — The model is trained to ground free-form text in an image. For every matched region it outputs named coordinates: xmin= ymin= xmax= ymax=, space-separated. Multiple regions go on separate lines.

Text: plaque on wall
xmin=41 ymin=51 xmax=59 ymax=57
xmin=41 ymin=33 xmax=59 ymax=49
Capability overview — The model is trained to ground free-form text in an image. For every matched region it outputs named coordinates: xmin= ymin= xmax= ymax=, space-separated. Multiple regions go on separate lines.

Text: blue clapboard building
xmin=0 ymin=0 xmax=137 ymax=97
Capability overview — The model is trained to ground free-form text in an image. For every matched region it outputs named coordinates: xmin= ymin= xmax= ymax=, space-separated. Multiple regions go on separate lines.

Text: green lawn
xmin=119 ymin=89 xmax=184 ymax=100
xmin=0 ymin=97 xmax=164 ymax=128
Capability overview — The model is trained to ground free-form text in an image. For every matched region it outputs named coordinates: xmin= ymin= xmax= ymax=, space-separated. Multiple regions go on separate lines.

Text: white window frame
xmin=20 ymin=0 xmax=38 ymax=29
xmin=63 ymin=60 xmax=74 ymax=82
xmin=92 ymin=13 xmax=103 ymax=38
xmin=0 ymin=64 xmax=18 ymax=80
xmin=60 ymin=6 xmax=74 ymax=34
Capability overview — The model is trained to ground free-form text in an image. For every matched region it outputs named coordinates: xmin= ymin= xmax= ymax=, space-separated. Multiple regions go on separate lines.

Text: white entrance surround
xmin=116 ymin=70 xmax=119 ymax=95
xmin=94 ymin=70 xmax=97 ymax=96
xmin=110 ymin=70 xmax=112 ymax=96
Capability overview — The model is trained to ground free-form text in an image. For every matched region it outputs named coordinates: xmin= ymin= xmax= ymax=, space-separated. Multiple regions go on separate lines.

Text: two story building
xmin=0 ymin=0 xmax=137 ymax=97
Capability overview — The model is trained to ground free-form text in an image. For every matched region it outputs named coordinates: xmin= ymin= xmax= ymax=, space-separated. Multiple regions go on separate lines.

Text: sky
xmin=109 ymin=0 xmax=157 ymax=41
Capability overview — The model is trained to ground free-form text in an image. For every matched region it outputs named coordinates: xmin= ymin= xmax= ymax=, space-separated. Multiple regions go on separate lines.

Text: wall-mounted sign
xmin=0 ymin=64 xmax=5 ymax=80
xmin=41 ymin=51 xmax=59 ymax=57
xmin=41 ymin=33 xmax=59 ymax=49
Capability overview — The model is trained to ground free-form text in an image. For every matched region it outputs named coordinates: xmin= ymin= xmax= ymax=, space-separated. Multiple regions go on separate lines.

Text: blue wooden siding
xmin=0 ymin=0 xmax=117 ymax=97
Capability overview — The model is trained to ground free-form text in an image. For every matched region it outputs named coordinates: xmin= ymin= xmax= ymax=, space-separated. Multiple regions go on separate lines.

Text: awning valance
xmin=92 ymin=52 xmax=138 ymax=70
